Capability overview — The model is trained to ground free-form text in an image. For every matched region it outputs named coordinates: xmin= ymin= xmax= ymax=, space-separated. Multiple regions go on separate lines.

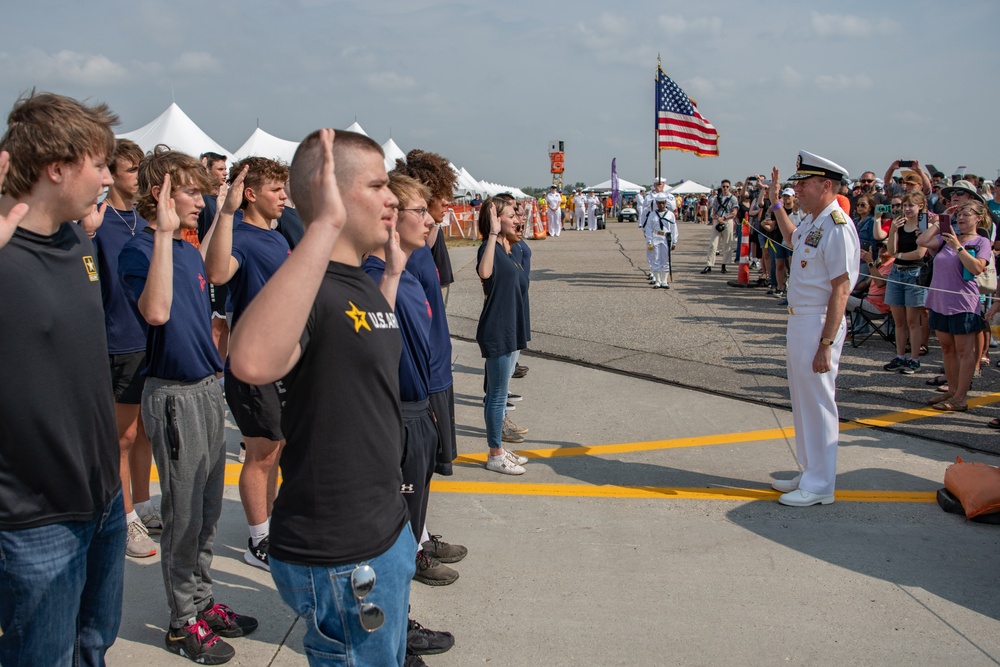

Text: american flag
xmin=656 ymin=67 xmax=719 ymax=157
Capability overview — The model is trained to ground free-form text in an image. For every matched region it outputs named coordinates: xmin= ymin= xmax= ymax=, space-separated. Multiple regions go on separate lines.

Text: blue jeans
xmin=0 ymin=490 xmax=126 ymax=667
xmin=484 ymin=352 xmax=515 ymax=450
xmin=270 ymin=527 xmax=417 ymax=667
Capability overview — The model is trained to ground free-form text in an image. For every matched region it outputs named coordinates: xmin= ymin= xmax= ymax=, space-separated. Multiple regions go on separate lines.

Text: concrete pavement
xmin=107 ymin=221 xmax=1000 ymax=666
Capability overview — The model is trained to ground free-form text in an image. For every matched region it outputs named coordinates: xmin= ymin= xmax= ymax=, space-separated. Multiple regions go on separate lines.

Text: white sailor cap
xmin=787 ymin=150 xmax=848 ymax=182
xmin=652 ymin=192 xmax=669 ymax=202
xmin=653 ymin=177 xmax=667 ymax=184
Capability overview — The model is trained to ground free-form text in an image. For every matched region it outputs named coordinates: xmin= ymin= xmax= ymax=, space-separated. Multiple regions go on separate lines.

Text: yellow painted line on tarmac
xmin=148 ymin=393 xmax=1000 ymax=500
xmin=454 ymin=391 xmax=1000 ymax=464
xmin=428 ymin=480 xmax=936 ymax=503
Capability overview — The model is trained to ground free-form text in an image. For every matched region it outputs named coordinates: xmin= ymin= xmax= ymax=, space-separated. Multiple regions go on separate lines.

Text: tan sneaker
xmin=126 ymin=517 xmax=157 ymax=558
xmin=503 ymin=415 xmax=528 ymax=435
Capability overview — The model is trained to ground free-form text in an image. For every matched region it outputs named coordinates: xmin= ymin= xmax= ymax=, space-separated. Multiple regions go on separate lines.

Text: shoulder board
xmin=831 ymin=209 xmax=848 ymax=225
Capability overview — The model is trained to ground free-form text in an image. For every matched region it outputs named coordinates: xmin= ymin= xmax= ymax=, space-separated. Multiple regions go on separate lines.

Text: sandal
xmin=931 ymin=401 xmax=969 ymax=412
xmin=974 ymin=368 xmax=983 ymax=379
xmin=988 ymin=418 xmax=1000 ymax=430
xmin=926 ymin=375 xmax=948 ymax=386
xmin=936 ymin=384 xmax=951 ymax=393
xmin=927 ymin=393 xmax=955 ymax=405
xmin=920 ymin=345 xmax=930 ymax=356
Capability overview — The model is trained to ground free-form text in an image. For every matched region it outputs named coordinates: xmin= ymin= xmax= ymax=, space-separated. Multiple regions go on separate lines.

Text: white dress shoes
xmin=778 ymin=489 xmax=835 ymax=507
xmin=770 ymin=473 xmax=802 ymax=493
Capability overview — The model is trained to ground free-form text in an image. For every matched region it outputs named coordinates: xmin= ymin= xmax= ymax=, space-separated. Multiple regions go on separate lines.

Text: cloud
xmin=780 ymin=66 xmax=803 ymax=87
xmin=892 ymin=110 xmax=930 ymax=125
xmin=815 ymin=73 xmax=873 ymax=90
xmin=810 ymin=13 xmax=900 ymax=38
xmin=574 ymin=15 xmax=657 ymax=66
xmin=658 ymin=15 xmax=723 ymax=37
xmin=171 ymin=52 xmax=222 ymax=74
xmin=364 ymin=71 xmax=417 ymax=93
xmin=0 ymin=49 xmax=130 ymax=86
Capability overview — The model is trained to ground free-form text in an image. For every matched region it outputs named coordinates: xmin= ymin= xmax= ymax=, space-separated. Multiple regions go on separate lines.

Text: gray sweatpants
xmin=142 ymin=375 xmax=226 ymax=629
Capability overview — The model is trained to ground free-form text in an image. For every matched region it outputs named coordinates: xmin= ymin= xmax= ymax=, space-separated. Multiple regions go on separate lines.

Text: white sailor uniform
xmin=785 ymin=200 xmax=859 ymax=496
xmin=573 ymin=193 xmax=585 ymax=229
xmin=586 ymin=194 xmax=599 ymax=231
xmin=641 ymin=206 xmax=678 ymax=288
xmin=546 ymin=191 xmax=562 ymax=236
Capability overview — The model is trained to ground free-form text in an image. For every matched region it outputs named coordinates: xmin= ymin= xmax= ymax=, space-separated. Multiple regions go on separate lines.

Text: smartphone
xmin=938 ymin=213 xmax=952 ymax=236
xmin=899 ymin=160 xmax=914 ymax=169
xmin=762 ymin=179 xmax=772 ymax=186
xmin=97 ymin=186 xmax=109 ymax=205
xmin=875 ymin=204 xmax=893 ymax=216
xmin=962 ymin=247 xmax=977 ymax=281
xmin=918 ymin=212 xmax=928 ymax=232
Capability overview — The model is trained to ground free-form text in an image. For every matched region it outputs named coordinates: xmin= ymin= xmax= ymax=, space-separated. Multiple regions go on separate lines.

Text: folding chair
xmin=850 ymin=299 xmax=895 ymax=348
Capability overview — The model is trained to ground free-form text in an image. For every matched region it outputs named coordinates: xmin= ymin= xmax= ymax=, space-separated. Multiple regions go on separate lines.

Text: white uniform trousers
xmin=587 ymin=207 xmax=597 ymax=231
xmin=548 ymin=208 xmax=561 ymax=236
xmin=574 ymin=207 xmax=584 ymax=229
xmin=786 ymin=311 xmax=845 ymax=495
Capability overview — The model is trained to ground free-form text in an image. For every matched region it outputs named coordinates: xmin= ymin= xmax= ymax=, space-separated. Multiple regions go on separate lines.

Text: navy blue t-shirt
xmin=118 ymin=228 xmax=223 ymax=381
xmin=363 ymin=257 xmax=431 ymax=402
xmin=475 ymin=240 xmax=528 ymax=358
xmin=509 ymin=239 xmax=532 ymax=343
xmin=94 ymin=206 xmax=148 ymax=354
xmin=276 ymin=206 xmax=304 ymax=250
xmin=512 ymin=239 xmax=532 ymax=277
xmin=229 ymin=221 xmax=291 ymax=327
xmin=405 ymin=245 xmax=453 ymax=393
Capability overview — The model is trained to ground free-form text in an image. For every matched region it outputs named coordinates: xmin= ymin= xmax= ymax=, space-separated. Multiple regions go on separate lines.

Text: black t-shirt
xmin=475 ymin=240 xmax=528 ymax=358
xmin=430 ymin=232 xmax=454 ymax=286
xmin=0 ymin=223 xmax=119 ymax=529
xmin=271 ymin=261 xmax=409 ymax=566
xmin=895 ymin=226 xmax=921 ymax=267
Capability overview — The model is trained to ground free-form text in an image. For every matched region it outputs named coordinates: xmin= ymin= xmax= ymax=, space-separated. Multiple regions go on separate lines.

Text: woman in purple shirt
xmin=917 ymin=201 xmax=991 ymax=411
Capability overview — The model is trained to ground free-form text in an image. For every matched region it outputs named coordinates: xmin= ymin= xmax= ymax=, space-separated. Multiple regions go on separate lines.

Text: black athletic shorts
xmin=400 ymin=399 xmax=438 ymax=541
xmin=110 ymin=351 xmax=146 ymax=405
xmin=209 ymin=282 xmax=229 ymax=319
xmin=429 ymin=387 xmax=456 ymax=476
xmin=224 ymin=368 xmax=285 ymax=440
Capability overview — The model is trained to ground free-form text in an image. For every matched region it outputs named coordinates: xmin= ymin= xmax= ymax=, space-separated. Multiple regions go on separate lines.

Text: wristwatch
xmin=819 ymin=337 xmax=834 ymax=346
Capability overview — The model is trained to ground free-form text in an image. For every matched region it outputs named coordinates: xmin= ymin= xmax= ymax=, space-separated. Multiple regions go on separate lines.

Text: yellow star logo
xmin=345 ymin=301 xmax=371 ymax=333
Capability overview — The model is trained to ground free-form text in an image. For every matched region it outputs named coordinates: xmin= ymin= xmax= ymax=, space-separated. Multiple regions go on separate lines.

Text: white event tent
xmin=382 ymin=138 xmax=406 ymax=172
xmin=233 ymin=127 xmax=299 ymax=163
xmin=586 ymin=178 xmax=643 ymax=193
xmin=118 ymin=103 xmax=232 ymax=159
xmin=667 ymin=180 xmax=712 ymax=195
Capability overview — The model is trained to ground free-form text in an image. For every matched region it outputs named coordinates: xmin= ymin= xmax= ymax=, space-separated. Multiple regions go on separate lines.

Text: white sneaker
xmin=504 ymin=449 xmax=528 ymax=466
xmin=238 ymin=442 xmax=246 ymax=464
xmin=126 ymin=518 xmax=157 ymax=558
xmin=486 ymin=454 xmax=525 ymax=475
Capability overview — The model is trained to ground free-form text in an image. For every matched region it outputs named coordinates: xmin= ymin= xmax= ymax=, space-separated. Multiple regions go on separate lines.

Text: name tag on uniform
xmin=805 ymin=229 xmax=823 ymax=248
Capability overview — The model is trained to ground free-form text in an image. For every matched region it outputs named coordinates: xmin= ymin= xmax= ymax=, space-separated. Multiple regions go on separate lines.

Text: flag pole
xmin=654 ymin=56 xmax=661 ymax=182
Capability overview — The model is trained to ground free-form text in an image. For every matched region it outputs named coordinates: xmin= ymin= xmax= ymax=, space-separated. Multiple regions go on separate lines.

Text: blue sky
xmin=2 ymin=0 xmax=998 ymax=188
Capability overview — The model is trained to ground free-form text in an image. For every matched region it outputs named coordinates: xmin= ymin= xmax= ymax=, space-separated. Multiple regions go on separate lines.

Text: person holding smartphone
xmin=917 ymin=201 xmax=992 ymax=411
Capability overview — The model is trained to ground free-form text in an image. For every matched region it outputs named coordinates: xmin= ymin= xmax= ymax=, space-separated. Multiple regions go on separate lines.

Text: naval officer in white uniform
xmin=545 ymin=185 xmax=562 ymax=237
xmin=768 ymin=151 xmax=860 ymax=507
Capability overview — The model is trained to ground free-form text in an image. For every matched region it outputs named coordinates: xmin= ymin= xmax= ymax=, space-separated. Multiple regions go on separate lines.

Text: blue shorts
xmin=929 ymin=310 xmax=985 ymax=336
xmin=771 ymin=241 xmax=791 ymax=260
xmin=884 ymin=265 xmax=926 ymax=308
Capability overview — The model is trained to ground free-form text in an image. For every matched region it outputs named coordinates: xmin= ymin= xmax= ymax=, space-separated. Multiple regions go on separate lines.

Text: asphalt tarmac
xmin=108 ymin=220 xmax=1000 ymax=666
